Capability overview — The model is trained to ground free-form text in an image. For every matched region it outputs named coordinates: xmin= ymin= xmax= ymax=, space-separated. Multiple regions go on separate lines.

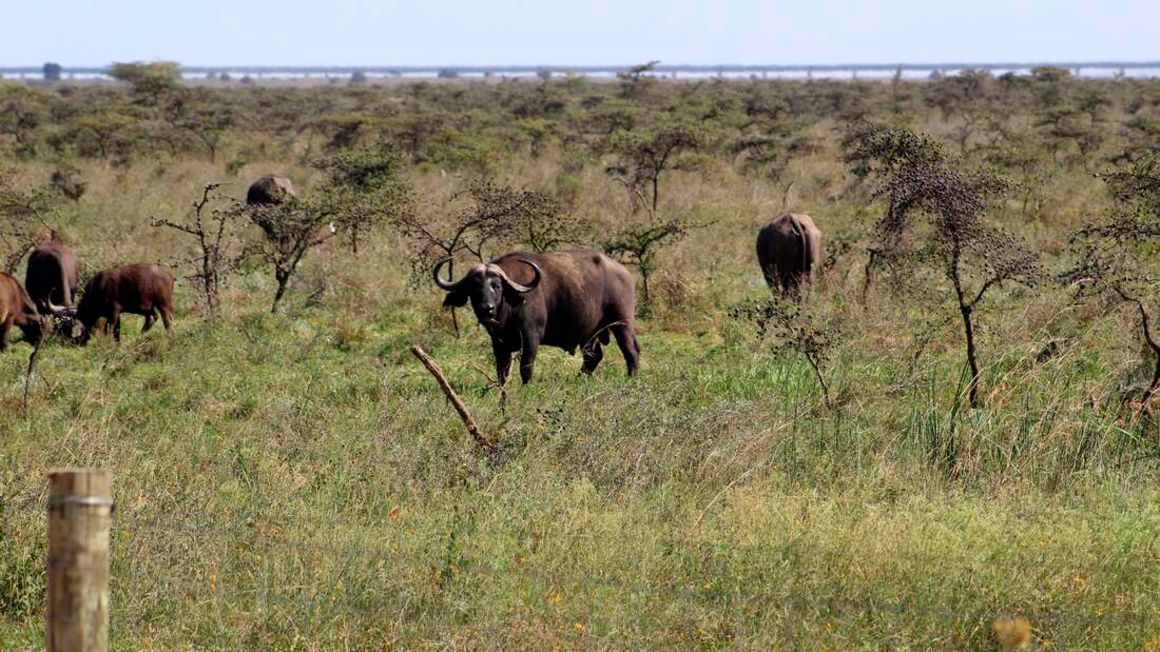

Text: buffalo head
xmin=20 ymin=315 xmax=48 ymax=347
xmin=433 ymin=258 xmax=542 ymax=325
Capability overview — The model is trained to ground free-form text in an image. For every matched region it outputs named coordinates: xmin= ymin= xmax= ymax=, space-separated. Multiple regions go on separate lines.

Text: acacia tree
xmin=458 ymin=182 xmax=574 ymax=256
xmin=598 ymin=119 xmax=707 ymax=310
xmin=617 ymin=60 xmax=660 ymax=100
xmin=397 ymin=181 xmax=578 ymax=333
xmin=603 ymin=217 xmax=704 ymax=309
xmin=844 ymin=123 xmax=1041 ymax=408
xmin=42 ymin=63 xmax=62 ymax=82
xmin=151 ymin=183 xmax=249 ymax=321
xmin=108 ymin=61 xmax=182 ymax=106
xmin=0 ymin=90 xmax=46 ymax=157
xmin=731 ymin=130 xmax=797 ymax=208
xmin=399 ymin=181 xmax=573 ymax=270
xmin=179 ymin=101 xmax=235 ymax=163
xmin=246 ymin=196 xmax=337 ymax=313
xmin=70 ymin=110 xmax=136 ymax=161
xmin=311 ymin=143 xmax=413 ymax=254
xmin=603 ymin=119 xmax=702 ymax=215
xmin=1065 ymin=148 xmax=1160 ymax=408
xmin=49 ymin=166 xmax=85 ymax=204
xmin=0 ymin=172 xmax=58 ymax=271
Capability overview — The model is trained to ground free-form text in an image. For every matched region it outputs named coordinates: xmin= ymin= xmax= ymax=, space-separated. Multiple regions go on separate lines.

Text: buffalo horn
xmin=44 ymin=300 xmax=71 ymax=316
xmin=432 ymin=257 xmax=473 ymax=292
xmin=492 ymin=259 xmax=542 ymax=294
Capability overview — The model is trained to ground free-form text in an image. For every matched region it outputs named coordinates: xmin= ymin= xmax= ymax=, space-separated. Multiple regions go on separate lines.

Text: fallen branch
xmin=23 ymin=336 xmax=43 ymax=417
xmin=410 ymin=344 xmax=496 ymax=454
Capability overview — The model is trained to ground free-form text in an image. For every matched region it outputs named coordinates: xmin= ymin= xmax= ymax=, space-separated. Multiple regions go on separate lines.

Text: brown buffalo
xmin=0 ymin=272 xmax=45 ymax=350
xmin=25 ymin=242 xmax=79 ymax=316
xmin=756 ymin=212 xmax=823 ymax=297
xmin=434 ymin=250 xmax=640 ymax=384
xmin=75 ymin=264 xmax=175 ymax=343
xmin=246 ymin=175 xmax=297 ymax=206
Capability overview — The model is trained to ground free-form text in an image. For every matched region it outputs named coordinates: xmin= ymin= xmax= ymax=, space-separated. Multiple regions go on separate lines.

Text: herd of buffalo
xmin=0 ymin=175 xmax=823 ymax=383
xmin=0 ymin=241 xmax=175 ymax=350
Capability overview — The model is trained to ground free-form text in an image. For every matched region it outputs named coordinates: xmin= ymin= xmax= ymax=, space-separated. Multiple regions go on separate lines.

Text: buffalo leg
xmin=581 ymin=342 xmax=604 ymax=375
xmin=797 ymin=271 xmax=813 ymax=302
xmin=493 ymin=341 xmax=512 ymax=386
xmin=612 ymin=325 xmax=640 ymax=376
xmin=142 ymin=313 xmax=156 ymax=333
xmin=519 ymin=340 xmax=539 ymax=384
xmin=110 ymin=309 xmax=122 ymax=342
xmin=160 ymin=306 xmax=173 ymax=332
xmin=0 ymin=317 xmax=10 ymax=351
xmin=762 ymin=264 xmax=777 ymax=288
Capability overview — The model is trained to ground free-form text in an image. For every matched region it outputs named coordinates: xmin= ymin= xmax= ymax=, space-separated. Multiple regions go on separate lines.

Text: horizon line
xmin=3 ymin=60 xmax=1160 ymax=73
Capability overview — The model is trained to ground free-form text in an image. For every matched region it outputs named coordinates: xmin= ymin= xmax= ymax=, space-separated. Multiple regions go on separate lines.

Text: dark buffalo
xmin=434 ymin=250 xmax=640 ymax=384
xmin=756 ymin=212 xmax=823 ymax=297
xmin=0 ymin=272 xmax=45 ymax=350
xmin=25 ymin=242 xmax=79 ymax=316
xmin=75 ymin=264 xmax=175 ymax=343
xmin=246 ymin=175 xmax=297 ymax=206
xmin=244 ymin=174 xmax=334 ymax=244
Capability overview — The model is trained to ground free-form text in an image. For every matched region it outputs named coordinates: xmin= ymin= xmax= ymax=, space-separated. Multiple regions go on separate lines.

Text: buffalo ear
xmin=442 ymin=292 xmax=468 ymax=308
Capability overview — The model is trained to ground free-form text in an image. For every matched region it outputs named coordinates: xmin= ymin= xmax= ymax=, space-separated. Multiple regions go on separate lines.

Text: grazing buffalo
xmin=0 ymin=272 xmax=45 ymax=350
xmin=434 ymin=250 xmax=640 ymax=384
xmin=246 ymin=175 xmax=297 ymax=206
xmin=75 ymin=264 xmax=175 ymax=343
xmin=25 ymin=242 xmax=78 ymax=316
xmin=756 ymin=212 xmax=823 ymax=297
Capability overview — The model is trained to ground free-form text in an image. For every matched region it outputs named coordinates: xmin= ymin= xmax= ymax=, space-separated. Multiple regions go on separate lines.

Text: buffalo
xmin=0 ymin=272 xmax=45 ymax=350
xmin=244 ymin=174 xmax=335 ymax=244
xmin=756 ymin=212 xmax=823 ymax=297
xmin=25 ymin=242 xmax=79 ymax=316
xmin=75 ymin=264 xmax=175 ymax=343
xmin=246 ymin=175 xmax=297 ymax=206
xmin=434 ymin=250 xmax=640 ymax=384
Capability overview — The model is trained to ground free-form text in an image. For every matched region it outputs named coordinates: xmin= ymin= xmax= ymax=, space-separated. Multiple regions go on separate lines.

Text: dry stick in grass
xmin=22 ymin=337 xmax=42 ymax=417
xmin=410 ymin=344 xmax=496 ymax=454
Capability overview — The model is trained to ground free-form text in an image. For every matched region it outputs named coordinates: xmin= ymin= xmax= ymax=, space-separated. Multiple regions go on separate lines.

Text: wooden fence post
xmin=47 ymin=469 xmax=113 ymax=652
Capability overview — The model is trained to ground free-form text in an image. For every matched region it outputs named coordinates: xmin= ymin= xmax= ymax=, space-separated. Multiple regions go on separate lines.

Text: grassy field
xmin=1 ymin=72 xmax=1159 ymax=649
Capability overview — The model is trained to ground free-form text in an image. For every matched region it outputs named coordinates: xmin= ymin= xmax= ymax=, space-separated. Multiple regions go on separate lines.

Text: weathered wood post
xmin=47 ymin=469 xmax=113 ymax=652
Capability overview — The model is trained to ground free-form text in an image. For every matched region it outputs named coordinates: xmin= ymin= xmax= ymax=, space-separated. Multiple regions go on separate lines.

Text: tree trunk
xmin=271 ymin=272 xmax=289 ymax=314
xmin=806 ymin=352 xmax=832 ymax=409
xmin=1143 ymin=346 xmax=1160 ymax=409
xmin=446 ymin=258 xmax=460 ymax=337
xmin=861 ymin=248 xmax=879 ymax=306
xmin=1123 ymin=293 xmax=1160 ymax=411
xmin=960 ymin=305 xmax=982 ymax=408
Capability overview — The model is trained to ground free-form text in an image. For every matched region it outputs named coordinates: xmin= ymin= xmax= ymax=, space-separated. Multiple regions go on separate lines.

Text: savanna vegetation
xmin=2 ymin=63 xmax=1160 ymax=650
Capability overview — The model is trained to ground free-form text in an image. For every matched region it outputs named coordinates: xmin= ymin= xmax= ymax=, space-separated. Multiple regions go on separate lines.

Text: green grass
xmin=1 ymin=77 xmax=1160 ymax=649
xmin=1 ymin=282 xmax=1158 ymax=649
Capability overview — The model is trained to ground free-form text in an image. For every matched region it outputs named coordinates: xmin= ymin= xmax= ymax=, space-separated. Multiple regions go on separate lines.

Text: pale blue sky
xmin=2 ymin=0 xmax=1156 ymax=66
